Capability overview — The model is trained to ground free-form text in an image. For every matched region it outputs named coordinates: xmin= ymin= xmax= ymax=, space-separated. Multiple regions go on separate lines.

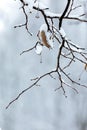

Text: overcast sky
xmin=0 ymin=1 xmax=87 ymax=130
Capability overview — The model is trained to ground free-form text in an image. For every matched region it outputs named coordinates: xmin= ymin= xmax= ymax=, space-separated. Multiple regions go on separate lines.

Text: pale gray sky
xmin=0 ymin=1 xmax=87 ymax=130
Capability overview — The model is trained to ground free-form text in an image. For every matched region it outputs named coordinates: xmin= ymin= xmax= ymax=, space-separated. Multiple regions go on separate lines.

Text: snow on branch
xmin=6 ymin=0 xmax=87 ymax=109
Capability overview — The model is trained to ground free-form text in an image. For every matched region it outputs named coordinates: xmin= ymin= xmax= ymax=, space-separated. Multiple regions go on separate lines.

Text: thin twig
xmin=6 ymin=0 xmax=87 ymax=109
xmin=6 ymin=70 xmax=56 ymax=109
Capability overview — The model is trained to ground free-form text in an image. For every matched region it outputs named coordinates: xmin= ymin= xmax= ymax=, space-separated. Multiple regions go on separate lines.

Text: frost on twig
xmin=6 ymin=0 xmax=87 ymax=109
xmin=59 ymin=28 xmax=66 ymax=38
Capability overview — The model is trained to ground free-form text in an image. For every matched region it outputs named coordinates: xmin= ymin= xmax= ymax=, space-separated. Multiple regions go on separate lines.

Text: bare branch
xmin=6 ymin=0 xmax=87 ymax=109
xmin=20 ymin=42 xmax=39 ymax=55
xmin=14 ymin=0 xmax=32 ymax=35
xmin=66 ymin=0 xmax=75 ymax=16
xmin=59 ymin=0 xmax=71 ymax=29
xmin=6 ymin=70 xmax=56 ymax=109
xmin=33 ymin=6 xmax=50 ymax=31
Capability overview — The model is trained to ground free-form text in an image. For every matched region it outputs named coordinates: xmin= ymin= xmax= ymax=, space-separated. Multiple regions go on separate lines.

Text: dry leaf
xmin=40 ymin=31 xmax=51 ymax=48
xmin=84 ymin=63 xmax=87 ymax=71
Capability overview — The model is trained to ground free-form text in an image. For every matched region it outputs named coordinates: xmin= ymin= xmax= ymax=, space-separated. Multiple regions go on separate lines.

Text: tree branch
xmin=6 ymin=0 xmax=87 ymax=109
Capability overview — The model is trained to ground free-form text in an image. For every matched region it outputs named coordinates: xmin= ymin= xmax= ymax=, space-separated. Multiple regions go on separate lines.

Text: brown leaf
xmin=40 ymin=31 xmax=51 ymax=48
xmin=84 ymin=63 xmax=87 ymax=71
